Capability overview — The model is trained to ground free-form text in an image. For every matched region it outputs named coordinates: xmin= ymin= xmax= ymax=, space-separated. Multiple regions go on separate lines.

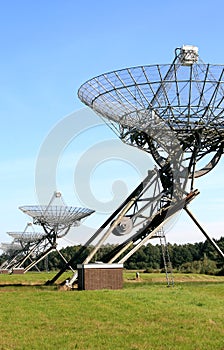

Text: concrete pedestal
xmin=77 ymin=263 xmax=123 ymax=290
xmin=12 ymin=268 xmax=25 ymax=274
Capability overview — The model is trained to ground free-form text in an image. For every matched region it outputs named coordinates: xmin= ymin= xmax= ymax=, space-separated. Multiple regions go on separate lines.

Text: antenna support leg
xmin=184 ymin=206 xmax=224 ymax=260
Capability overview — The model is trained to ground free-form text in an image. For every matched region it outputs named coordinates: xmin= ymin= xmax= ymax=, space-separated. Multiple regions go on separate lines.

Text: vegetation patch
xmin=0 ymin=272 xmax=223 ymax=350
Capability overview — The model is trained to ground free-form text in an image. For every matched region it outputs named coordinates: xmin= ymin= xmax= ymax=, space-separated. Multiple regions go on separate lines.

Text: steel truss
xmin=49 ymin=46 xmax=224 ymax=286
xmin=48 ymin=168 xmax=202 ymax=286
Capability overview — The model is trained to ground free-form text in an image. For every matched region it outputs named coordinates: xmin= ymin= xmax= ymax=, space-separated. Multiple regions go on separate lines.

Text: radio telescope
xmin=78 ymin=45 xmax=224 ymax=254
xmin=18 ymin=191 xmax=94 ymax=273
xmin=0 ymin=242 xmax=22 ymax=255
xmin=49 ymin=45 xmax=224 ymax=286
xmin=0 ymin=223 xmax=46 ymax=272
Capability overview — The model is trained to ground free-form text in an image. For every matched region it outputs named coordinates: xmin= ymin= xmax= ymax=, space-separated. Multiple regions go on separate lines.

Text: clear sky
xmin=1 ymin=0 xmax=224 ymax=249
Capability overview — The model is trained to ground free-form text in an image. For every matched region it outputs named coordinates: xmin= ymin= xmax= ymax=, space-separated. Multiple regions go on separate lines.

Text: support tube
xmin=184 ymin=207 xmax=224 ymax=259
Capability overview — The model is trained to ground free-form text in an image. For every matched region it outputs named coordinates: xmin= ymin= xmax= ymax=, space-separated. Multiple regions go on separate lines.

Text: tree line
xmin=33 ymin=237 xmax=224 ymax=275
xmin=1 ymin=237 xmax=223 ymax=275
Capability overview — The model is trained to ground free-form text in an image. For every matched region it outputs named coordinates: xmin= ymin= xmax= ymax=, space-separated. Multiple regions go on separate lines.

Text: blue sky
xmin=1 ymin=0 xmax=224 ymax=248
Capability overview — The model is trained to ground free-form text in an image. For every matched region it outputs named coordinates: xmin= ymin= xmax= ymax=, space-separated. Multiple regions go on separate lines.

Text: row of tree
xmin=1 ymin=237 xmax=223 ymax=274
xmin=37 ymin=237 xmax=224 ymax=274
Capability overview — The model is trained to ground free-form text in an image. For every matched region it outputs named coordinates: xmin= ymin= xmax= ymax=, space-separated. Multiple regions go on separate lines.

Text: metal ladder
xmin=155 ymin=228 xmax=174 ymax=287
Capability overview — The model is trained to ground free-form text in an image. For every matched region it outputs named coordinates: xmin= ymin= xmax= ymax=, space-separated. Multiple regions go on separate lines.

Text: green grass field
xmin=0 ymin=272 xmax=223 ymax=350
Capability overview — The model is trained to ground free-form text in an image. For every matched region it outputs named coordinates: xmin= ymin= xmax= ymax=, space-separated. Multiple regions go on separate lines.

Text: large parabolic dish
xmin=7 ymin=232 xmax=45 ymax=243
xmin=19 ymin=205 xmax=94 ymax=234
xmin=78 ymin=45 xmax=224 ymax=178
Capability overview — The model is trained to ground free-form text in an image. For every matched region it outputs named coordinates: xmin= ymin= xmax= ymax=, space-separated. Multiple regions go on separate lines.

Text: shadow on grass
xmin=0 ymin=283 xmax=59 ymax=291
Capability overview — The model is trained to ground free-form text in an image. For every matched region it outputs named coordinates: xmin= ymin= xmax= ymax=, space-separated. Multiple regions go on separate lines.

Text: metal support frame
xmin=47 ymin=170 xmax=158 ymax=284
xmin=184 ymin=207 xmax=224 ymax=259
xmin=48 ymin=166 xmax=198 ymax=286
xmin=108 ymin=190 xmax=199 ymax=265
xmin=19 ymin=226 xmax=76 ymax=273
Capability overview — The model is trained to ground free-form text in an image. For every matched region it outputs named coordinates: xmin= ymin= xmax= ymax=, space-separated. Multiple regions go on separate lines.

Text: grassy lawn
xmin=0 ymin=272 xmax=223 ymax=350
